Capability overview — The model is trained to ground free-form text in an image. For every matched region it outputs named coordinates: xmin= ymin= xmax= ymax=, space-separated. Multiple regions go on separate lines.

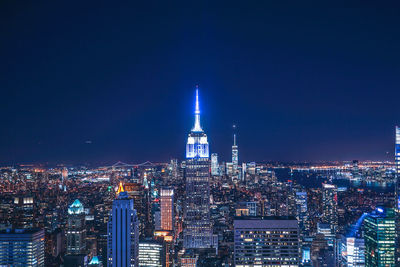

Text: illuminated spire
xmin=192 ymin=85 xmax=203 ymax=132
xmin=233 ymin=134 xmax=236 ymax=146
xmin=117 ymin=181 xmax=124 ymax=195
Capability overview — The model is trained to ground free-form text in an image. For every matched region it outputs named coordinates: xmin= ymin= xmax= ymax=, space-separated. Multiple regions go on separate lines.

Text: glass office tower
xmin=363 ymin=207 xmax=396 ymax=267
xmin=0 ymin=228 xmax=45 ymax=266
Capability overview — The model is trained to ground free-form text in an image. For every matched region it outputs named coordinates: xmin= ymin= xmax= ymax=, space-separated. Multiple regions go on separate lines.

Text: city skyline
xmin=1 ymin=3 xmax=400 ymax=164
xmin=2 ymin=3 xmax=400 ymax=267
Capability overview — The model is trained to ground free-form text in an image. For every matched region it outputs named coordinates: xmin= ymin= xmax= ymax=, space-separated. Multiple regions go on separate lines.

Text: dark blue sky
xmin=1 ymin=2 xmax=400 ymax=164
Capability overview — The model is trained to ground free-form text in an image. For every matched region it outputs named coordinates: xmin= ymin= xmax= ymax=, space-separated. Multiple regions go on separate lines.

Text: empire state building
xmin=183 ymin=86 xmax=218 ymax=250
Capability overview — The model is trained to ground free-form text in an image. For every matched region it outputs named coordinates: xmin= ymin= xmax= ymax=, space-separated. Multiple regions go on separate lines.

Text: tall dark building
xmin=107 ymin=184 xmax=139 ymax=267
xmin=322 ymin=183 xmax=338 ymax=234
xmin=66 ymin=199 xmax=86 ymax=255
xmin=183 ymin=87 xmax=217 ymax=249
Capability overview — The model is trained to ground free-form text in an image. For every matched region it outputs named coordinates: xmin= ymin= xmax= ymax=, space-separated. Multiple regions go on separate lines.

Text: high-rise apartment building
xmin=66 ymin=199 xmax=86 ymax=255
xmin=0 ymin=228 xmax=45 ymax=266
xmin=322 ymin=183 xmax=338 ymax=234
xmin=184 ymin=87 xmax=217 ymax=250
xmin=234 ymin=216 xmax=299 ymax=266
xmin=160 ymin=187 xmax=174 ymax=231
xmin=107 ymin=185 xmax=139 ymax=267
xmin=364 ymin=207 xmax=396 ymax=267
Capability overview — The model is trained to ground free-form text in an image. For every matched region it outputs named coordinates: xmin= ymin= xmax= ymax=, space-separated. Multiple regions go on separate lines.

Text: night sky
xmin=1 ymin=2 xmax=400 ymax=164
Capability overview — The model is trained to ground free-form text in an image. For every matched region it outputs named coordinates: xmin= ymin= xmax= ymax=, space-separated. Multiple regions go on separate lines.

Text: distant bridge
xmin=104 ymin=161 xmax=167 ymax=169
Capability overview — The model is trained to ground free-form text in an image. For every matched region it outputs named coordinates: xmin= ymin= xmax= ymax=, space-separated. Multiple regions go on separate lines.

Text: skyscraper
xmin=395 ymin=126 xmax=400 ymax=262
xmin=363 ymin=207 xmax=396 ymax=266
xmin=184 ymin=87 xmax=217 ymax=250
xmin=340 ymin=235 xmax=365 ymax=267
xmin=295 ymin=191 xmax=310 ymax=236
xmin=0 ymin=228 xmax=45 ymax=267
xmin=232 ymin=133 xmax=238 ymax=173
xmin=66 ymin=199 xmax=86 ymax=255
xmin=211 ymin=153 xmax=219 ymax=176
xmin=322 ymin=183 xmax=338 ymax=234
xmin=234 ymin=216 xmax=300 ymax=266
xmin=160 ymin=187 xmax=174 ymax=231
xmin=107 ymin=185 xmax=139 ymax=267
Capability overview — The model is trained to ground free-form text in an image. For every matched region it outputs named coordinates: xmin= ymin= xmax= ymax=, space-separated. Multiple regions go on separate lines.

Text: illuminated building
xmin=13 ymin=196 xmax=34 ymax=228
xmin=364 ymin=207 xmax=396 ymax=267
xmin=66 ymin=199 xmax=86 ymax=255
xmin=301 ymin=246 xmax=311 ymax=265
xmin=180 ymin=255 xmax=198 ymax=267
xmin=225 ymin=162 xmax=233 ymax=176
xmin=317 ymin=223 xmax=335 ymax=247
xmin=351 ymin=160 xmax=360 ymax=181
xmin=395 ymin=126 xmax=400 ymax=261
xmin=211 ymin=153 xmax=219 ymax=176
xmin=160 ymin=187 xmax=174 ymax=231
xmin=232 ymin=133 xmax=238 ymax=174
xmin=154 ymin=231 xmax=173 ymax=267
xmin=235 ymin=202 xmax=257 ymax=217
xmin=107 ymin=185 xmax=139 ymax=267
xmin=340 ymin=235 xmax=365 ymax=267
xmin=234 ymin=216 xmax=299 ymax=266
xmin=139 ymin=241 xmax=163 ymax=267
xmin=184 ymin=87 xmax=217 ymax=249
xmin=88 ymin=256 xmax=103 ymax=266
xmin=62 ymin=167 xmax=68 ymax=182
xmin=295 ymin=191 xmax=310 ymax=236
xmin=124 ymin=182 xmax=146 ymax=237
xmin=322 ymin=183 xmax=338 ymax=234
xmin=0 ymin=228 xmax=45 ymax=266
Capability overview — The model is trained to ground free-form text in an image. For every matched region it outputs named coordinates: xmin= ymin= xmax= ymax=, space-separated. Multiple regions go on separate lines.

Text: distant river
xmin=273 ymin=168 xmax=395 ymax=193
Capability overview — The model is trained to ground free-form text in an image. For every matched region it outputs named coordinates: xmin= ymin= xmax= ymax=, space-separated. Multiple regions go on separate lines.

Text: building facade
xmin=295 ymin=191 xmax=310 ymax=237
xmin=340 ymin=235 xmax=365 ymax=267
xmin=107 ymin=186 xmax=139 ymax=267
xmin=66 ymin=199 xmax=86 ymax=255
xmin=160 ymin=187 xmax=174 ymax=231
xmin=234 ymin=216 xmax=299 ymax=266
xmin=0 ymin=228 xmax=45 ymax=266
xmin=138 ymin=241 xmax=163 ymax=267
xmin=364 ymin=207 xmax=396 ymax=267
xmin=232 ymin=134 xmax=238 ymax=173
xmin=395 ymin=126 xmax=400 ymax=262
xmin=183 ymin=87 xmax=217 ymax=250
xmin=322 ymin=183 xmax=338 ymax=234
xmin=211 ymin=153 xmax=219 ymax=176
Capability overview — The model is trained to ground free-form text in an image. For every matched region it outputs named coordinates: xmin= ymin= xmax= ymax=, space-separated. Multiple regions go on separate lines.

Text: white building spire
xmin=192 ymin=85 xmax=203 ymax=132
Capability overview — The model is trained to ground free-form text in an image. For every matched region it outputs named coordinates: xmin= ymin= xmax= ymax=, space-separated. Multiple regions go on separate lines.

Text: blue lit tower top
xmin=192 ymin=87 xmax=202 ymax=132
xmin=186 ymin=86 xmax=209 ymax=158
